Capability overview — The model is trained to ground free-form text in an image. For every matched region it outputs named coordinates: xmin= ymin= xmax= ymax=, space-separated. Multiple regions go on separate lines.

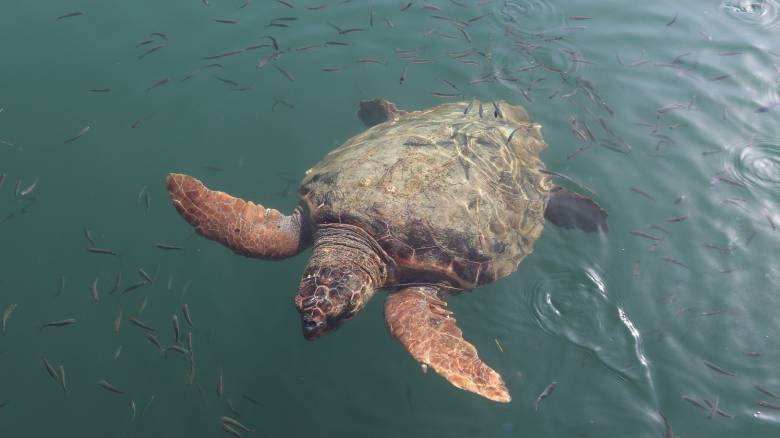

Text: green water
xmin=2 ymin=0 xmax=780 ymax=436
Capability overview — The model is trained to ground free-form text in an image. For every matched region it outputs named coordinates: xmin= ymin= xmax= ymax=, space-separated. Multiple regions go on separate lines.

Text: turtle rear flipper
xmin=358 ymin=97 xmax=406 ymax=127
xmin=545 ymin=186 xmax=608 ymax=233
xmin=385 ymin=286 xmax=511 ymax=403
xmin=167 ymin=173 xmax=311 ymax=259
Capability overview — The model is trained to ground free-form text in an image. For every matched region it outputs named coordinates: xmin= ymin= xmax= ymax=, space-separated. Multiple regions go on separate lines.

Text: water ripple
xmin=529 ymin=269 xmax=653 ymax=385
xmin=732 ymin=140 xmax=780 ymax=192
xmin=721 ymin=0 xmax=780 ymax=28
xmin=498 ymin=0 xmax=564 ymax=29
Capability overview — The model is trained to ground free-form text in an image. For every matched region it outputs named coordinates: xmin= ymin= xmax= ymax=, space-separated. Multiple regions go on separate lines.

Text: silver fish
xmin=534 ymin=381 xmax=557 ymax=411
xmin=97 ymin=379 xmax=124 ymax=394
xmin=2 ymin=304 xmax=18 ymax=334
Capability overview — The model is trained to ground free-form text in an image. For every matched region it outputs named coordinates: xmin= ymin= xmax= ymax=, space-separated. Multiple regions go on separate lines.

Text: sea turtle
xmin=166 ymin=97 xmax=607 ymax=403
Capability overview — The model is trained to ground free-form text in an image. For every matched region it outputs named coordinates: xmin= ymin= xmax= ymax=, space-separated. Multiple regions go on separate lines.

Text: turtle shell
xmin=299 ymin=100 xmax=553 ymax=289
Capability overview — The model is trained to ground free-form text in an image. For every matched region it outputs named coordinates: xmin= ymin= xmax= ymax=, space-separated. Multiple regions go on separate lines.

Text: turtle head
xmin=294 ymin=225 xmax=388 ymax=340
xmin=295 ymin=265 xmax=371 ymax=339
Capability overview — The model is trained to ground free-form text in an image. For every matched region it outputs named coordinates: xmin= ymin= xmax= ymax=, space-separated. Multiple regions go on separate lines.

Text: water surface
xmin=1 ymin=0 xmax=780 ymax=437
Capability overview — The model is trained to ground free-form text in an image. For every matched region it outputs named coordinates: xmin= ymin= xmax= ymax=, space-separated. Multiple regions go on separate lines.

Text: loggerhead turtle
xmin=166 ymin=98 xmax=607 ymax=403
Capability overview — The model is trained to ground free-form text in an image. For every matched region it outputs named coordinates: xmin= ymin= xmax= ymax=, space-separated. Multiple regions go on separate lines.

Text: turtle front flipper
xmin=357 ymin=97 xmax=406 ymax=127
xmin=544 ymin=186 xmax=608 ymax=233
xmin=166 ymin=173 xmax=311 ymax=259
xmin=385 ymin=286 xmax=511 ymax=403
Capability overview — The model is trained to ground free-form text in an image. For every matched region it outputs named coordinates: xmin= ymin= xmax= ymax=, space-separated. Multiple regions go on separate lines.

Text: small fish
xmin=138 ymin=295 xmax=148 ymax=314
xmin=708 ymin=74 xmax=731 ymax=81
xmin=630 ymin=187 xmax=656 ymax=201
xmin=276 ymin=0 xmax=295 ymax=7
xmin=706 ymin=396 xmax=726 ymax=419
xmin=129 ymin=400 xmax=136 ymax=422
xmin=400 ymin=1 xmax=412 ymax=11
xmin=629 ymin=231 xmax=662 ymax=241
xmin=245 ymin=43 xmax=271 ymax=51
xmin=755 ymin=384 xmax=780 ymax=400
xmin=41 ymin=355 xmax=60 ymax=384
xmin=97 ymin=380 xmax=124 ymax=394
xmin=56 ymin=275 xmax=66 ymax=297
xmin=759 ymin=400 xmax=780 ymax=410
xmin=217 ymin=368 xmax=224 ymax=397
xmin=138 ymin=268 xmax=153 ymax=283
xmin=214 ymin=19 xmax=239 ymax=24
xmin=265 ymin=35 xmax=279 ymax=51
xmin=295 ymin=43 xmax=321 ymax=52
xmin=144 ymin=332 xmax=163 ymax=354
xmin=64 ymin=126 xmax=90 ymax=143
xmin=57 ymin=12 xmax=84 ymax=20
xmin=186 ymin=358 xmax=196 ymax=385
xmin=400 ymin=64 xmax=408 ymax=84
xmin=743 ymin=351 xmax=762 ymax=357
xmin=681 ymin=394 xmax=707 ymax=410
xmin=141 ymin=395 xmax=156 ymax=417
xmin=41 ymin=318 xmax=77 ymax=329
xmin=256 ymin=51 xmax=282 ymax=69
xmin=172 ymin=315 xmax=181 ymax=344
xmin=113 ymin=345 xmax=122 ymax=360
xmin=83 ymin=228 xmax=96 ymax=246
xmin=718 ymin=51 xmax=743 ymax=56
xmin=715 ymin=175 xmax=747 ymax=189
xmin=183 ymin=304 xmax=194 ymax=327
xmin=18 ymin=179 xmax=38 ymax=197
xmin=146 ymin=78 xmax=169 ymax=92
xmin=535 ymin=381 xmax=557 ymax=411
xmin=666 ymin=216 xmax=688 ymax=223
xmin=2 ymin=304 xmax=18 ymax=334
xmin=203 ymin=50 xmax=244 ymax=60
xmin=666 ymin=12 xmax=678 ymax=26
xmin=88 ymin=88 xmax=112 ymax=93
xmin=58 ymin=365 xmax=68 ymax=393
xmin=129 ymin=317 xmax=155 ymax=331
xmin=156 ymin=243 xmax=183 ymax=250
xmin=431 ymin=91 xmax=462 ymax=98
xmin=464 ymin=100 xmax=475 ymax=115
xmin=122 ymin=281 xmax=148 ymax=295
xmin=110 ymin=272 xmax=122 ymax=295
xmin=659 ymin=411 xmax=673 ymax=438
xmin=91 ymin=278 xmax=100 ymax=303
xmin=223 ymin=424 xmax=243 ymax=438
xmin=150 ymin=32 xmax=167 ymax=40
xmin=138 ymin=45 xmax=165 ymax=60
xmin=663 ymin=256 xmax=689 ymax=270
xmin=221 ymin=416 xmax=252 ymax=432
xmin=494 ymin=338 xmax=504 ymax=353
xmin=703 ymin=360 xmax=735 ymax=376
xmin=242 ymin=393 xmax=263 ymax=406
xmin=186 ymin=332 xmax=193 ymax=353
xmin=275 ymin=66 xmax=295 ymax=82
xmin=165 ymin=344 xmax=189 ymax=357
xmin=569 ymin=16 xmax=592 ymax=20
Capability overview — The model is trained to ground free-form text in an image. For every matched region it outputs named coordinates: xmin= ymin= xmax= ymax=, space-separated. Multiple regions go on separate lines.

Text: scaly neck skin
xmin=294 ymin=224 xmax=389 ymax=339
